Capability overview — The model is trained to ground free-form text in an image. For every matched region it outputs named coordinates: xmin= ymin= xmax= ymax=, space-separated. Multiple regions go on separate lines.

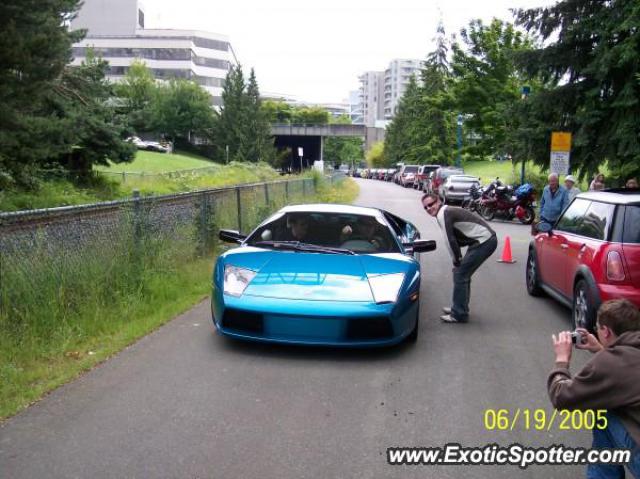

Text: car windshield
xmin=246 ymin=212 xmax=401 ymax=254
xmin=403 ymin=166 xmax=419 ymax=173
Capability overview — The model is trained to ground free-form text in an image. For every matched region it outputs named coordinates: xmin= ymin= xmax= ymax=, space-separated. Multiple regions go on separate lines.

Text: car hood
xmin=221 ymin=248 xmax=414 ymax=302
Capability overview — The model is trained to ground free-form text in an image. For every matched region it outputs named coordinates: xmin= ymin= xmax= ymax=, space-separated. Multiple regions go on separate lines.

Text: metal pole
xmin=236 ymin=187 xmax=242 ymax=233
xmin=456 ymin=114 xmax=463 ymax=168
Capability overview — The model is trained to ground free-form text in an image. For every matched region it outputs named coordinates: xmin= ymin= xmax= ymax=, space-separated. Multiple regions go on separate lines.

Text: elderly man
xmin=564 ymin=175 xmax=581 ymax=202
xmin=539 ymin=173 xmax=569 ymax=225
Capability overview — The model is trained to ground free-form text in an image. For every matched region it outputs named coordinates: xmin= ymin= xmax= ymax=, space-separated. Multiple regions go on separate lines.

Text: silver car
xmin=440 ymin=175 xmax=480 ymax=204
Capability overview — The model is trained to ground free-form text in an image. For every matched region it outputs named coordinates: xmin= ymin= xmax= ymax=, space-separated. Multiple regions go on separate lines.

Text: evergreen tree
xmin=245 ymin=69 xmax=275 ymax=163
xmin=0 ymin=0 xmax=85 ymax=186
xmin=215 ymin=65 xmax=249 ymax=162
xmin=515 ymin=0 xmax=640 ymax=181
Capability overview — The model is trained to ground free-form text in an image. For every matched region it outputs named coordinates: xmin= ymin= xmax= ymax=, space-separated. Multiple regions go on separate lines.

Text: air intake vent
xmin=222 ymin=309 xmax=263 ymax=334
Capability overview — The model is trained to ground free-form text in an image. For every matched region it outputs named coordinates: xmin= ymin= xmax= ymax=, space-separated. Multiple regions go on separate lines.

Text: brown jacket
xmin=547 ymin=331 xmax=640 ymax=445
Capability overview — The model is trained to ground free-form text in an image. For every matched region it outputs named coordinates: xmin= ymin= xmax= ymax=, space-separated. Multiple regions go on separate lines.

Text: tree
xmin=366 ymin=141 xmax=385 ymax=167
xmin=291 ymin=107 xmax=330 ymax=125
xmin=214 ymin=65 xmax=249 ymax=162
xmin=450 ymin=18 xmax=531 ymax=159
xmin=324 ymin=115 xmax=363 ymax=167
xmin=152 ymin=79 xmax=215 ymax=146
xmin=261 ymin=100 xmax=293 ymax=124
xmin=114 ymin=59 xmax=158 ymax=133
xmin=418 ymin=22 xmax=457 ymax=165
xmin=384 ymin=76 xmax=424 ymax=165
xmin=0 ymin=0 xmax=85 ymax=186
xmin=45 ymin=56 xmax=136 ymax=177
xmin=244 ymin=68 xmax=276 ymax=163
xmin=515 ymin=0 xmax=640 ymax=181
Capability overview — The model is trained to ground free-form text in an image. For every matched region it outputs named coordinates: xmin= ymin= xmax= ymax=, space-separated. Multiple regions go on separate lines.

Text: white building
xmin=69 ymin=0 xmax=234 ymax=106
xmin=383 ymin=59 xmax=423 ymax=120
xmin=358 ymin=71 xmax=385 ymax=128
xmin=355 ymin=59 xmax=423 ymax=127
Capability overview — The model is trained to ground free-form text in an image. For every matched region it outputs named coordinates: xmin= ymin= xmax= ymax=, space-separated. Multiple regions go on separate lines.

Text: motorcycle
xmin=479 ymin=182 xmax=536 ymax=225
xmin=462 ymin=183 xmax=485 ymax=213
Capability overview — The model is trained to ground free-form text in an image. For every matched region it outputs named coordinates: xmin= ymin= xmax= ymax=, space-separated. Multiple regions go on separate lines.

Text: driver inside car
xmin=340 ymin=216 xmax=389 ymax=251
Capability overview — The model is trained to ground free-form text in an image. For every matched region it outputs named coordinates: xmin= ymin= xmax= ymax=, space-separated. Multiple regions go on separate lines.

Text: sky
xmin=144 ymin=0 xmax=553 ymax=104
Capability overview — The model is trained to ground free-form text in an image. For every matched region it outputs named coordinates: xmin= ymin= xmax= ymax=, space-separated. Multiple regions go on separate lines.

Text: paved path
xmin=0 ymin=178 xmax=591 ymax=478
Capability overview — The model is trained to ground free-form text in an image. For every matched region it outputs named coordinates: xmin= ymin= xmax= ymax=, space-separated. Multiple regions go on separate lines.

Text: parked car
xmin=415 ymin=164 xmax=441 ymax=190
xmin=213 ymin=204 xmax=437 ymax=346
xmin=526 ymin=190 xmax=640 ymax=331
xmin=428 ymin=167 xmax=464 ymax=195
xmin=440 ymin=175 xmax=480 ymax=204
xmin=385 ymin=168 xmax=397 ymax=181
xmin=397 ymin=165 xmax=420 ymax=188
xmin=144 ymin=141 xmax=171 ymax=153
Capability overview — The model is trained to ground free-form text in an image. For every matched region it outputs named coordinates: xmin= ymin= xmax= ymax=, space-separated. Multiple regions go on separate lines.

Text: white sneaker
xmin=442 ymin=306 xmax=452 ymax=314
xmin=440 ymin=314 xmax=465 ymax=323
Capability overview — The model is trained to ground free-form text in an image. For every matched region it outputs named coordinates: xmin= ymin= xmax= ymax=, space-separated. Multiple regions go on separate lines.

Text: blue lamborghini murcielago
xmin=211 ymin=204 xmax=436 ymax=346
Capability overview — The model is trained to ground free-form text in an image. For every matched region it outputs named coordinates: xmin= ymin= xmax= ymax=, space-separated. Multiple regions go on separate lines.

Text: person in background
xmin=626 ymin=177 xmax=639 ymax=189
xmin=564 ymin=175 xmax=581 ymax=202
xmin=539 ymin=173 xmax=569 ymax=225
xmin=589 ymin=173 xmax=606 ymax=191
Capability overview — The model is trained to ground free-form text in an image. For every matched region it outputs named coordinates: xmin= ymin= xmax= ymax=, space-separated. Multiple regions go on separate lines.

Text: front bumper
xmin=211 ymin=289 xmax=418 ymax=347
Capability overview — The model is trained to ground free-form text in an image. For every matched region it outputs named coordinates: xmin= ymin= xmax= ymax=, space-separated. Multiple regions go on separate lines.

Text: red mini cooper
xmin=526 ymin=189 xmax=640 ymax=329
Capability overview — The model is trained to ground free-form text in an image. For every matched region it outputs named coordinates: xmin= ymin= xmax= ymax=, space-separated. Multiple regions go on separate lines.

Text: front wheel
xmin=526 ymin=250 xmax=543 ymax=296
xmin=480 ymin=205 xmax=495 ymax=221
xmin=573 ymin=279 xmax=597 ymax=331
xmin=519 ymin=206 xmax=535 ymax=225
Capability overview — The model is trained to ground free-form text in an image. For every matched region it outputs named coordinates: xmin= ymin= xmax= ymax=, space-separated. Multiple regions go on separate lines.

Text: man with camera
xmin=549 ymin=299 xmax=640 ymax=478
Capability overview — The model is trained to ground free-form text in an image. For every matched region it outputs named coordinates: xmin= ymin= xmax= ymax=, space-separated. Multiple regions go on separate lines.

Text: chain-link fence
xmin=0 ymin=177 xmax=317 ymax=343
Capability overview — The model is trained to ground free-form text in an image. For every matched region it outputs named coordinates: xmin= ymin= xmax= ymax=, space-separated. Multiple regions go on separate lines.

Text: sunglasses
xmin=423 ymin=201 xmax=437 ymax=210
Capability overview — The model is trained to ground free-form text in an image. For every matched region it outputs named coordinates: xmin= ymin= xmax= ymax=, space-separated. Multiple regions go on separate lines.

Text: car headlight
xmin=223 ymin=265 xmax=257 ymax=297
xmin=368 ymin=273 xmax=405 ymax=304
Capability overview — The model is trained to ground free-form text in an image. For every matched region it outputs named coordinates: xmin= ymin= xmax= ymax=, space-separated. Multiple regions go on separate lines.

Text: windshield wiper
xmin=253 ymin=241 xmax=356 ymax=255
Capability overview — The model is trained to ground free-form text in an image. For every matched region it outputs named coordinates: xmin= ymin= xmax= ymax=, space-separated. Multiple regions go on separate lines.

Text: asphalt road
xmin=0 ymin=178 xmax=593 ymax=478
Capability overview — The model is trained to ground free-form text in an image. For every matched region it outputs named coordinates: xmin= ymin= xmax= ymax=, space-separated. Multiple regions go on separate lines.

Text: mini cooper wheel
xmin=526 ymin=250 xmax=543 ymax=296
xmin=573 ymin=279 xmax=596 ymax=331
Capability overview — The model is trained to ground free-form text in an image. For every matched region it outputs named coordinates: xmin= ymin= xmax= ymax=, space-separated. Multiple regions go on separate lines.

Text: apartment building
xmin=69 ymin=0 xmax=234 ymax=106
xmin=356 ymin=58 xmax=422 ymax=127
xmin=383 ymin=59 xmax=423 ymax=119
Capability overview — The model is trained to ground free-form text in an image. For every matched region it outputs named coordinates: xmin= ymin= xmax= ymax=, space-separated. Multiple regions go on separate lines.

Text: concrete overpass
xmin=270 ymin=124 xmax=385 ymax=170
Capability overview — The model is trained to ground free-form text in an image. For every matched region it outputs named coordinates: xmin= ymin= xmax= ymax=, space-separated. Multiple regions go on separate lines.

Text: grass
xmin=95 ymin=150 xmax=217 ymax=174
xmin=0 ymin=175 xmax=358 ymax=420
xmin=0 ymin=151 xmax=283 ymax=212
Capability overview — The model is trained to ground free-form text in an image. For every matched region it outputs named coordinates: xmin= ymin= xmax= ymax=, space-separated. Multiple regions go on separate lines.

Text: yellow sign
xmin=551 ymin=132 xmax=572 ymax=152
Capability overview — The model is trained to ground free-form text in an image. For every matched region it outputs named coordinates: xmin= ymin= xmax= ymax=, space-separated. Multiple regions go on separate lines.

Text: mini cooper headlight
xmin=368 ymin=273 xmax=405 ymax=304
xmin=223 ymin=265 xmax=257 ymax=297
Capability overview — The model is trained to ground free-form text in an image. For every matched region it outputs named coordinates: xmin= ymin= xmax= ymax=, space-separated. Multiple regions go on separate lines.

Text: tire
xmin=526 ymin=250 xmax=543 ymax=296
xmin=519 ymin=206 xmax=535 ymax=225
xmin=573 ymin=279 xmax=597 ymax=331
xmin=480 ymin=205 xmax=495 ymax=221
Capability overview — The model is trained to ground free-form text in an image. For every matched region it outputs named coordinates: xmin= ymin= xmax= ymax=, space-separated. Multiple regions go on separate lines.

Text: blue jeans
xmin=451 ymin=235 xmax=497 ymax=321
xmin=587 ymin=413 xmax=640 ymax=479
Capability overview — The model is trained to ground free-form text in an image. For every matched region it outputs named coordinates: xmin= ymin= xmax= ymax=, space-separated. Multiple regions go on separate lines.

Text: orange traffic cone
xmin=497 ymin=235 xmax=516 ymax=263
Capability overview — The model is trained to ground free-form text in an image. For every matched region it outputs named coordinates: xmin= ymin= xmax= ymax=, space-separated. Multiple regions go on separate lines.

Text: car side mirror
xmin=219 ymin=229 xmax=246 ymax=243
xmin=404 ymin=239 xmax=436 ymax=253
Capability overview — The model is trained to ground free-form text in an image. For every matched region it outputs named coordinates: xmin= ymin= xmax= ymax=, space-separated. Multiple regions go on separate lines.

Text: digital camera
xmin=571 ymin=331 xmax=585 ymax=345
